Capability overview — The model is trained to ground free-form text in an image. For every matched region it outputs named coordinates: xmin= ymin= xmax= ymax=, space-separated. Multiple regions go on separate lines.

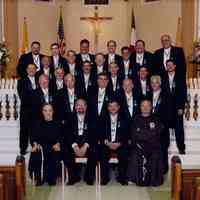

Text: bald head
xmin=161 ymin=34 xmax=172 ymax=49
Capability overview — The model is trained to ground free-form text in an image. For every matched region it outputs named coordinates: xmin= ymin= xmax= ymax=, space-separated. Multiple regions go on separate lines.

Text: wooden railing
xmin=0 ymin=155 xmax=25 ymax=200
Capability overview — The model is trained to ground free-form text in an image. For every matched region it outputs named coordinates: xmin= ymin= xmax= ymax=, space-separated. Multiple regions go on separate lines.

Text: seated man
xmin=28 ymin=104 xmax=61 ymax=186
xmin=62 ymin=99 xmax=97 ymax=185
xmin=100 ymin=99 xmax=128 ymax=185
xmin=127 ymin=100 xmax=164 ymax=186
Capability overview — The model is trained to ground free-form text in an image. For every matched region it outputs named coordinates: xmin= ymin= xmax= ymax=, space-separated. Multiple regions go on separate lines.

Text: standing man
xmin=17 ymin=41 xmax=44 ymax=78
xmin=76 ymin=39 xmax=95 ymax=68
xmin=49 ymin=43 xmax=68 ymax=74
xmin=17 ymin=64 xmax=38 ymax=155
xmin=105 ymin=40 xmax=122 ymax=68
xmin=154 ymin=34 xmax=186 ymax=79
xmin=131 ymin=40 xmax=154 ymax=75
xmin=163 ymin=59 xmax=187 ymax=154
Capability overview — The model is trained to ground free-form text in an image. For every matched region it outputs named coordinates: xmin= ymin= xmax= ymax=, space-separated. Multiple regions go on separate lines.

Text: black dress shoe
xmin=179 ymin=150 xmax=186 ymax=154
xmin=48 ymin=181 xmax=56 ymax=186
xmin=118 ymin=179 xmax=128 ymax=186
xmin=101 ymin=179 xmax=109 ymax=185
xmin=67 ymin=176 xmax=80 ymax=185
xmin=86 ymin=180 xmax=94 ymax=185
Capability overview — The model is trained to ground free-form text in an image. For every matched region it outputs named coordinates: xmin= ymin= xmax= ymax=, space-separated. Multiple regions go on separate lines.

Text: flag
xmin=130 ymin=9 xmax=137 ymax=52
xmin=57 ymin=6 xmax=66 ymax=55
xmin=176 ymin=17 xmax=182 ymax=47
xmin=21 ymin=17 xmax=29 ymax=54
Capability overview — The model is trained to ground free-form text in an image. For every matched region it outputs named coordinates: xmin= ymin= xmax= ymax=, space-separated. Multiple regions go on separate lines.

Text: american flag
xmin=57 ymin=6 xmax=66 ymax=55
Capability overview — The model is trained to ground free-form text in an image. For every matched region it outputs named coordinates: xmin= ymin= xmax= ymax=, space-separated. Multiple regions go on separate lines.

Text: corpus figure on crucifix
xmin=80 ymin=6 xmax=112 ymax=52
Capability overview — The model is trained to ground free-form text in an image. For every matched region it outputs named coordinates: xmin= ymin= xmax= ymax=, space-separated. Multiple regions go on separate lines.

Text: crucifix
xmin=80 ymin=6 xmax=112 ymax=52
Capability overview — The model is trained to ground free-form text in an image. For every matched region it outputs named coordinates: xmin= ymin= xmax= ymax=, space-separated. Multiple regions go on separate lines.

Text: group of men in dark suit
xmin=17 ymin=34 xmax=187 ymax=185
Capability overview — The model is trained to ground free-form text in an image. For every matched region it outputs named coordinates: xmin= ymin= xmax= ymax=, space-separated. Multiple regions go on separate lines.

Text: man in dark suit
xmin=94 ymin=53 xmax=108 ymax=75
xmin=107 ymin=62 xmax=122 ymax=99
xmin=32 ymin=74 xmax=53 ymax=121
xmin=150 ymin=75 xmax=170 ymax=173
xmin=104 ymin=40 xmax=122 ymax=68
xmin=54 ymin=74 xmax=81 ymax=125
xmin=120 ymin=78 xmax=140 ymax=131
xmin=17 ymin=41 xmax=44 ymax=78
xmin=134 ymin=66 xmax=151 ymax=101
xmin=66 ymin=50 xmax=80 ymax=76
xmin=154 ymin=34 xmax=186 ymax=79
xmin=131 ymin=40 xmax=154 ymax=75
xmin=76 ymin=61 xmax=96 ymax=101
xmin=49 ymin=43 xmax=68 ymax=75
xmin=36 ymin=56 xmax=53 ymax=81
xmin=49 ymin=68 xmax=65 ymax=97
xmin=163 ymin=59 xmax=187 ymax=154
xmin=119 ymin=46 xmax=136 ymax=80
xmin=99 ymin=99 xmax=128 ymax=185
xmin=62 ymin=99 xmax=97 ymax=185
xmin=76 ymin=39 xmax=95 ymax=68
xmin=88 ymin=72 xmax=111 ymax=145
xmin=17 ymin=64 xmax=38 ymax=155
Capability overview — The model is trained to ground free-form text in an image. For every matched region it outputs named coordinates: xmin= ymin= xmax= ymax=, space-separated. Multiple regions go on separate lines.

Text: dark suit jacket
xmin=119 ymin=89 xmax=140 ymax=125
xmin=31 ymin=87 xmax=53 ymax=120
xmin=49 ymin=55 xmax=69 ymax=75
xmin=134 ymin=78 xmax=151 ymax=101
xmin=107 ymin=75 xmax=122 ymax=99
xmin=150 ymin=90 xmax=170 ymax=126
xmin=130 ymin=51 xmax=154 ymax=75
xmin=66 ymin=62 xmax=80 ymax=77
xmin=49 ymin=78 xmax=64 ymax=98
xmin=103 ymin=113 xmax=128 ymax=145
xmin=63 ymin=113 xmax=94 ymax=147
xmin=76 ymin=53 xmax=95 ymax=70
xmin=76 ymin=71 xmax=97 ymax=100
xmin=36 ymin=67 xmax=54 ymax=81
xmin=17 ymin=77 xmax=37 ymax=109
xmin=54 ymin=87 xmax=81 ymax=123
xmin=16 ymin=52 xmax=44 ymax=78
xmin=88 ymin=87 xmax=111 ymax=142
xmin=104 ymin=54 xmax=122 ymax=69
xmin=154 ymin=46 xmax=186 ymax=79
xmin=118 ymin=58 xmax=136 ymax=80
xmin=162 ymin=72 xmax=187 ymax=126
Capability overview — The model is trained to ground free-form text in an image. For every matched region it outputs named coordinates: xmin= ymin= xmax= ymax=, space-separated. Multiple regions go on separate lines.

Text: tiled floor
xmin=26 ymin=175 xmax=170 ymax=200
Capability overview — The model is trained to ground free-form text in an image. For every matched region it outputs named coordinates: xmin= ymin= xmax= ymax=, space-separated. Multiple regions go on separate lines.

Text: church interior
xmin=0 ymin=0 xmax=200 ymax=200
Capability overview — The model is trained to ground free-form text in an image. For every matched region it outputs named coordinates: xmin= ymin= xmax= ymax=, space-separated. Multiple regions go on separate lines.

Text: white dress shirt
xmin=136 ymin=53 xmax=144 ymax=66
xmin=69 ymin=63 xmax=75 ymax=75
xmin=43 ymin=68 xmax=50 ymax=76
xmin=67 ymin=88 xmax=75 ymax=112
xmin=33 ymin=54 xmax=40 ymax=71
xmin=152 ymin=89 xmax=161 ymax=112
xmin=123 ymin=60 xmax=130 ymax=77
xmin=110 ymin=114 xmax=118 ymax=142
xmin=42 ymin=88 xmax=49 ymax=103
xmin=168 ymin=72 xmax=175 ymax=91
xmin=163 ymin=47 xmax=171 ymax=69
xmin=98 ymin=88 xmax=106 ymax=115
xmin=28 ymin=76 xmax=36 ymax=90
xmin=56 ymin=79 xmax=63 ymax=90
xmin=81 ymin=54 xmax=90 ymax=62
xmin=97 ymin=65 xmax=103 ymax=74
xmin=77 ymin=113 xmax=85 ymax=136
xmin=125 ymin=92 xmax=133 ymax=117
xmin=84 ymin=73 xmax=90 ymax=90
xmin=53 ymin=55 xmax=59 ymax=68
xmin=140 ymin=79 xmax=147 ymax=95
xmin=111 ymin=76 xmax=117 ymax=91
xmin=108 ymin=54 xmax=115 ymax=64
